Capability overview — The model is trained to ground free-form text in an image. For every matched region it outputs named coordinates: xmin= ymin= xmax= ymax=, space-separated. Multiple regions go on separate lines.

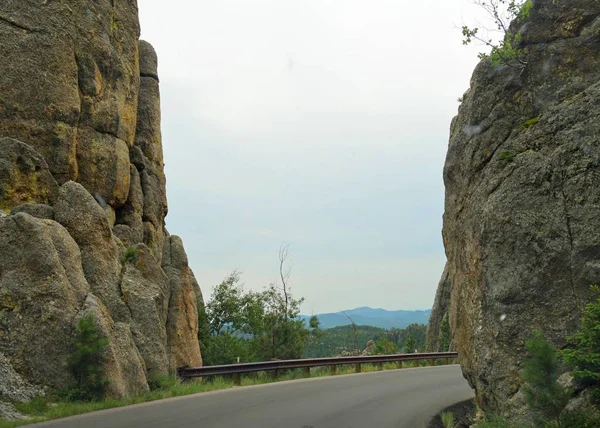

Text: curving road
xmin=34 ymin=365 xmax=473 ymax=428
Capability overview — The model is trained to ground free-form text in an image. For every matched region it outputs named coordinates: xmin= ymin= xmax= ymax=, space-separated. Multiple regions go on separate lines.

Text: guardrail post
xmin=355 ymin=363 xmax=361 ymax=373
xmin=428 ymin=358 xmax=435 ymax=366
xmin=396 ymin=361 xmax=403 ymax=369
xmin=233 ymin=373 xmax=241 ymax=386
xmin=303 ymin=367 xmax=310 ymax=378
xmin=377 ymin=362 xmax=383 ymax=371
xmin=272 ymin=369 xmax=279 ymax=380
xmin=331 ymin=365 xmax=337 ymax=375
xmin=445 ymin=358 xmax=450 ymax=365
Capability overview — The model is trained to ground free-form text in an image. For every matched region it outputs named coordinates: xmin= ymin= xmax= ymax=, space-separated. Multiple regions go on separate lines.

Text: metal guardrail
xmin=178 ymin=352 xmax=458 ymax=384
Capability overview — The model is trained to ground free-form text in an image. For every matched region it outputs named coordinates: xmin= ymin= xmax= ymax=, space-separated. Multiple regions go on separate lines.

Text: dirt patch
xmin=428 ymin=399 xmax=476 ymax=428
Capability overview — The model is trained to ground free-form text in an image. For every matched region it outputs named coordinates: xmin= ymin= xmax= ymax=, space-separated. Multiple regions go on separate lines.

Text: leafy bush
xmin=375 ymin=338 xmax=398 ymax=355
xmin=461 ymin=0 xmax=533 ymax=68
xmin=64 ymin=315 xmax=109 ymax=401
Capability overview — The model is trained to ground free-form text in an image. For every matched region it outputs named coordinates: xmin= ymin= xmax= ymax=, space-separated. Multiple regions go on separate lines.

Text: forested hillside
xmin=304 ymin=323 xmax=427 ymax=357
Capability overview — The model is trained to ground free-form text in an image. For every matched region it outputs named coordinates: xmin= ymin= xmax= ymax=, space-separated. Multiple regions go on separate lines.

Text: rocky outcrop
xmin=0 ymin=1 xmax=205 ymax=402
xmin=431 ymin=0 xmax=600 ymax=418
xmin=162 ymin=236 xmax=203 ymax=371
xmin=425 ymin=264 xmax=451 ymax=352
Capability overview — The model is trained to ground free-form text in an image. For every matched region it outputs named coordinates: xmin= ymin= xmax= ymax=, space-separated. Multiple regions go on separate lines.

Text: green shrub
xmin=64 ymin=315 xmax=109 ymax=401
xmin=461 ymin=0 xmax=533 ymax=69
xmin=375 ymin=338 xmax=397 ymax=355
xmin=121 ymin=246 xmax=138 ymax=264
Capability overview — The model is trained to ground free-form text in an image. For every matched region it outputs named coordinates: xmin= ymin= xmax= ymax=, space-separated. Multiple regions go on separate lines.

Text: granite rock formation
xmin=428 ymin=0 xmax=600 ymax=419
xmin=0 ymin=0 xmax=205 ymax=414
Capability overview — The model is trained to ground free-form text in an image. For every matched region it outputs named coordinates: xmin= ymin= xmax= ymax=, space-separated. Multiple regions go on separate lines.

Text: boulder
xmin=120 ymin=245 xmax=170 ymax=381
xmin=75 ymin=294 xmax=149 ymax=398
xmin=0 ymin=138 xmax=59 ymax=213
xmin=0 ymin=213 xmax=88 ymax=389
xmin=436 ymin=0 xmax=600 ymax=417
xmin=162 ymin=236 xmax=203 ymax=370
xmin=54 ymin=181 xmax=130 ymax=322
xmin=10 ymin=203 xmax=55 ymax=220
xmin=76 ymin=127 xmax=131 ymax=208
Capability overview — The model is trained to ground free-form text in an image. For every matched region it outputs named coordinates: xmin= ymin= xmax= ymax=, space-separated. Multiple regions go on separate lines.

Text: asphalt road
xmin=34 ymin=365 xmax=474 ymax=428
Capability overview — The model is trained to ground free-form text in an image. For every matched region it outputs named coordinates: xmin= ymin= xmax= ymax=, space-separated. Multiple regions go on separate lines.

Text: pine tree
xmin=66 ymin=315 xmax=109 ymax=401
xmin=522 ymin=332 xmax=570 ymax=425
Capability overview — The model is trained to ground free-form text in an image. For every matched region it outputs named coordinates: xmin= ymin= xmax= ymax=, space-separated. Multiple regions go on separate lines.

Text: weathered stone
xmin=0 ymin=402 xmax=24 ymax=421
xmin=10 ymin=203 xmax=55 ymax=220
xmin=135 ymin=40 xmax=167 ymax=262
xmin=75 ymin=294 xmax=148 ymax=398
xmin=0 ymin=138 xmax=59 ymax=213
xmin=139 ymin=41 xmax=159 ymax=81
xmin=114 ymin=165 xmax=144 ymax=246
xmin=434 ymin=0 xmax=600 ymax=418
xmin=0 ymin=0 xmax=206 ymax=401
xmin=54 ymin=181 xmax=130 ymax=322
xmin=162 ymin=236 xmax=203 ymax=370
xmin=120 ymin=245 xmax=170 ymax=381
xmin=0 ymin=213 xmax=88 ymax=389
xmin=143 ymin=220 xmax=166 ymax=264
xmin=0 ymin=0 xmax=141 ymax=181
xmin=76 ymin=127 xmax=131 ymax=208
xmin=0 ymin=352 xmax=44 ymax=403
xmin=425 ymin=264 xmax=451 ymax=352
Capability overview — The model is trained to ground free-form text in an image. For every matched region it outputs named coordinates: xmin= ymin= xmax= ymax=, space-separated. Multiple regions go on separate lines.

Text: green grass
xmin=1 ymin=359 xmax=451 ymax=426
xmin=441 ymin=411 xmax=455 ymax=428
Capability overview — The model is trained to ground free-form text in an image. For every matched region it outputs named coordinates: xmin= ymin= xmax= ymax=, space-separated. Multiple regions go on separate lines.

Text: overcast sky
xmin=138 ymin=0 xmax=488 ymax=314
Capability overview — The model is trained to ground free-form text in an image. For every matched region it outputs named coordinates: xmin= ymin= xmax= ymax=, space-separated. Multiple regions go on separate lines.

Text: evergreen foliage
xmin=65 ymin=315 xmax=109 ymax=401
xmin=303 ymin=323 xmax=426 ymax=357
xmin=440 ymin=312 xmax=451 ymax=352
xmin=563 ymin=286 xmax=600 ymax=388
xmin=404 ymin=334 xmax=416 ymax=354
xmin=521 ymin=332 xmax=570 ymax=425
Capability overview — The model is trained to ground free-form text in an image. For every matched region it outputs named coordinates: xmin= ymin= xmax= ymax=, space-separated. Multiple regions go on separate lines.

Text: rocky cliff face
xmin=428 ymin=0 xmax=600 ymax=418
xmin=0 ymin=0 xmax=204 ymax=415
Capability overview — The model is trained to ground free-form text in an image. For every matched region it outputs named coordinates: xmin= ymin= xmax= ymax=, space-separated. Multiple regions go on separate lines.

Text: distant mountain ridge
xmin=300 ymin=307 xmax=431 ymax=330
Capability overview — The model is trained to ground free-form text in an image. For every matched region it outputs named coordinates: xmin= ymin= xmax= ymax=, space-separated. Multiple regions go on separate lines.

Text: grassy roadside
xmin=1 ymin=360 xmax=447 ymax=427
